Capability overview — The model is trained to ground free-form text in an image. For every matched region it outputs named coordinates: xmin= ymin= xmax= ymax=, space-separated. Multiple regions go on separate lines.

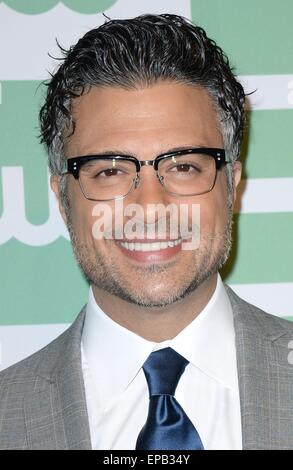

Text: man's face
xmin=52 ymin=82 xmax=241 ymax=307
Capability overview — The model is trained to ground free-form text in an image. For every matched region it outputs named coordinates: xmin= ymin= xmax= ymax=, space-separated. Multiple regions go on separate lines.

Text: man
xmin=0 ymin=13 xmax=292 ymax=450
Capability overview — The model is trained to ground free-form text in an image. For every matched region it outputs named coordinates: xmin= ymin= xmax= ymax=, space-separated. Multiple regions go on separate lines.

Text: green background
xmin=0 ymin=0 xmax=292 ymax=325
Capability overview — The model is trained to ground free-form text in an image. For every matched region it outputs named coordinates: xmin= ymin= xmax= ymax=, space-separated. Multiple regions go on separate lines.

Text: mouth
xmin=119 ymin=238 xmax=182 ymax=251
xmin=114 ymin=238 xmax=184 ymax=263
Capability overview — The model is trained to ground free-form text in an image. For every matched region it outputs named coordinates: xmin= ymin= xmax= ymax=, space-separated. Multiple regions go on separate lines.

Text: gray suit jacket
xmin=1 ymin=286 xmax=293 ymax=449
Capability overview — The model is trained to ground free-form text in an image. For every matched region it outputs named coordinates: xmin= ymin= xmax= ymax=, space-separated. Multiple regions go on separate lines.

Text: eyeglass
xmin=62 ymin=147 xmax=230 ymax=201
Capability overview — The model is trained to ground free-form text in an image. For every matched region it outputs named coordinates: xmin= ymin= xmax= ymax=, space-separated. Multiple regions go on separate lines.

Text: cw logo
xmin=288 ymin=80 xmax=293 ymax=106
xmin=0 ymin=167 xmax=69 ymax=246
xmin=0 ymin=0 xmax=117 ymax=14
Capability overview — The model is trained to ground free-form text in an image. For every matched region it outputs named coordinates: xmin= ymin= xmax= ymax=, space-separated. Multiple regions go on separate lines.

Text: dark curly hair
xmin=39 ymin=13 xmax=245 ymax=188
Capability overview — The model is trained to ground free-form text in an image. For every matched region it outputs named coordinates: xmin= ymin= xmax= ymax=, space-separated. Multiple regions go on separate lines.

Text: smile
xmin=119 ymin=239 xmax=182 ymax=251
xmin=115 ymin=237 xmax=184 ymax=263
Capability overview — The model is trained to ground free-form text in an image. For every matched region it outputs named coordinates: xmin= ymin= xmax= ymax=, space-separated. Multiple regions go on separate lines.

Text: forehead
xmin=66 ymin=82 xmax=223 ymax=157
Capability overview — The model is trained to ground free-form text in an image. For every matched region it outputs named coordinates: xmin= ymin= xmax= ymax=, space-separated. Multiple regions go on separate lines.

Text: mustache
xmin=91 ymin=201 xmax=201 ymax=241
xmin=102 ymin=219 xmax=199 ymax=240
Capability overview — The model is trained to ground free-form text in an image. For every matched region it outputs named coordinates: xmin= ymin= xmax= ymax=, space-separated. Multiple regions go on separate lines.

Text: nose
xmin=129 ymin=166 xmax=172 ymax=224
xmin=134 ymin=166 xmax=168 ymax=202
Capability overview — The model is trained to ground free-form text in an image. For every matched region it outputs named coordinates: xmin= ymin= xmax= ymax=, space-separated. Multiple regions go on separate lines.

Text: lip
xmin=115 ymin=238 xmax=181 ymax=243
xmin=114 ymin=238 xmax=183 ymax=263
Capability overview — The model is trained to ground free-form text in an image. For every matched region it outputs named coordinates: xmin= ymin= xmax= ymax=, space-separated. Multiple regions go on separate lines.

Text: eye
xmin=96 ymin=168 xmax=121 ymax=178
xmin=83 ymin=164 xmax=126 ymax=179
xmin=170 ymin=163 xmax=201 ymax=173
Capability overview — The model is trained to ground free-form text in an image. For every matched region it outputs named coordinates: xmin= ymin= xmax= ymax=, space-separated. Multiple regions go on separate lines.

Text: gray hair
xmin=39 ymin=14 xmax=245 ymax=198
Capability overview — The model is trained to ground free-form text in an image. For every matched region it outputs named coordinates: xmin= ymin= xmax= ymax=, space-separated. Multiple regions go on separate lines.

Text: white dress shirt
xmin=81 ymin=274 xmax=242 ymax=450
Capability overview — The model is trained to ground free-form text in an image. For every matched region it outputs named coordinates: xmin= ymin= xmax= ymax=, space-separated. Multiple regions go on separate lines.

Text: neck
xmin=91 ymin=274 xmax=218 ymax=342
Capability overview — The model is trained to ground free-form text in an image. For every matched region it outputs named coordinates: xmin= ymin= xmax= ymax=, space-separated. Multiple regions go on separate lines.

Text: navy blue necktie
xmin=136 ymin=347 xmax=204 ymax=450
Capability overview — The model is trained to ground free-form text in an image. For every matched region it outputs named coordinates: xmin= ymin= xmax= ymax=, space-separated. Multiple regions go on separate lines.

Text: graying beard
xmin=64 ymin=190 xmax=233 ymax=308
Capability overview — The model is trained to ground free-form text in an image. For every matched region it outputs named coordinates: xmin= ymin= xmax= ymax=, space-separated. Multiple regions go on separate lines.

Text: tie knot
xmin=142 ymin=347 xmax=189 ymax=397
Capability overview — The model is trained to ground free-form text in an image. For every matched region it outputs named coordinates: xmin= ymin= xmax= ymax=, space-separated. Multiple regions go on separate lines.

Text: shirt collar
xmin=168 ymin=274 xmax=238 ymax=391
xmin=82 ymin=273 xmax=237 ymax=407
xmin=82 ymin=289 xmax=155 ymax=407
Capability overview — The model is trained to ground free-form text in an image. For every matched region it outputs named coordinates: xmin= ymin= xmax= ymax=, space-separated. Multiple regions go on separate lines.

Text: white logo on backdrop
xmin=0 ymin=0 xmax=191 ymax=80
xmin=1 ymin=166 xmax=293 ymax=246
xmin=241 ymin=75 xmax=293 ymax=110
xmin=0 ymin=167 xmax=69 ymax=246
xmin=288 ymin=79 xmax=293 ymax=105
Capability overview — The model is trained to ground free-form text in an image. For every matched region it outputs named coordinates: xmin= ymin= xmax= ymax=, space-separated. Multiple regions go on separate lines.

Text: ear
xmin=50 ymin=175 xmax=68 ymax=225
xmin=232 ymin=160 xmax=242 ymax=204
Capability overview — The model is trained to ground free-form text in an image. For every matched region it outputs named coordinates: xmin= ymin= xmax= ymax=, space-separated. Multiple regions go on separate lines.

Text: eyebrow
xmin=75 ymin=144 xmax=210 ymax=158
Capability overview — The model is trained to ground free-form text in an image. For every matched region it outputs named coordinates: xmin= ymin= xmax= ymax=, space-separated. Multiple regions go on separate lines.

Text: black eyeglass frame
xmin=62 ymin=147 xmax=230 ymax=200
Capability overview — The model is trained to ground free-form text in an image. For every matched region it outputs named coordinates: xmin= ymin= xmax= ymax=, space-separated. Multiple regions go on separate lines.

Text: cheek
xmin=66 ymin=179 xmax=99 ymax=241
xmin=70 ymin=201 xmax=116 ymax=251
xmin=72 ymin=204 xmax=94 ymax=243
xmin=195 ymin=179 xmax=229 ymax=234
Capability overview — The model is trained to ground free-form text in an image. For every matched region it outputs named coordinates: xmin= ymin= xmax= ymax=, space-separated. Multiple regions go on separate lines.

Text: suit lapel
xmin=227 ymin=286 xmax=293 ymax=450
xmin=24 ymin=308 xmax=92 ymax=449
xmin=234 ymin=319 xmax=277 ymax=449
xmin=22 ymin=289 xmax=293 ymax=449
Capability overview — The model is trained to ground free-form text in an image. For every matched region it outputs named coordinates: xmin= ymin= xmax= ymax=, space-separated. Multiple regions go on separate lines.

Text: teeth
xmin=120 ymin=239 xmax=182 ymax=251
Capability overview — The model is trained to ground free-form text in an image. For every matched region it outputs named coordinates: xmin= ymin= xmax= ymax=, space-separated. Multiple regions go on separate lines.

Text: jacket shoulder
xmin=0 ymin=307 xmax=86 ymax=390
xmin=225 ymin=284 xmax=293 ymax=337
xmin=0 ymin=307 xmax=86 ymax=449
